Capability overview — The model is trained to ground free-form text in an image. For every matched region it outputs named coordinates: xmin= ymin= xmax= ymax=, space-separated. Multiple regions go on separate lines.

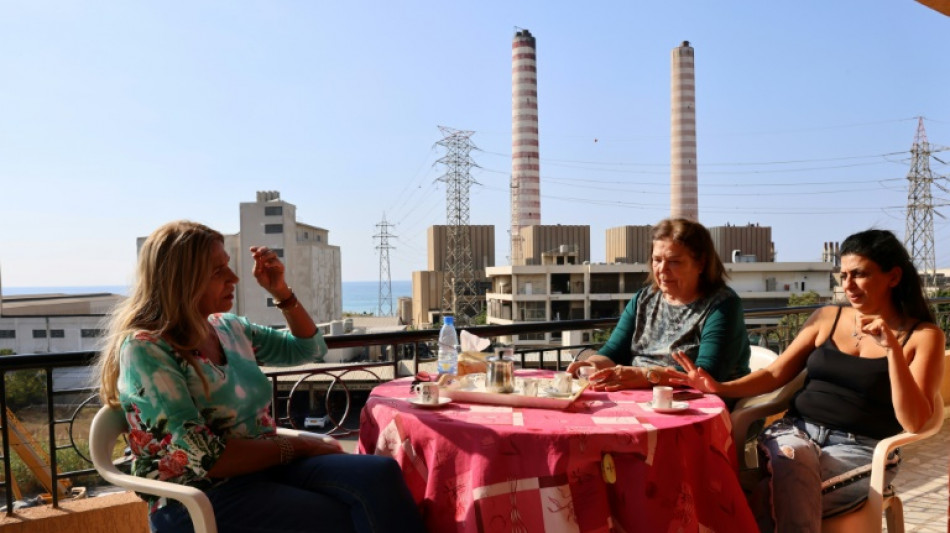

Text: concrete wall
xmin=709 ymin=225 xmax=773 ymax=263
xmin=605 ymin=225 xmax=653 ymax=264
xmin=426 ymin=225 xmax=495 ymax=273
xmin=522 ymin=225 xmax=590 ymax=266
xmin=0 ymin=492 xmax=149 ymax=533
xmin=0 ymin=315 xmax=106 ymax=354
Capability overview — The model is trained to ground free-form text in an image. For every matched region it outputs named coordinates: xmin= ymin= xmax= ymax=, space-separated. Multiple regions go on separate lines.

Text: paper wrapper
xmin=458 ymin=351 xmax=488 ymax=375
xmin=457 ymin=331 xmax=491 ymax=375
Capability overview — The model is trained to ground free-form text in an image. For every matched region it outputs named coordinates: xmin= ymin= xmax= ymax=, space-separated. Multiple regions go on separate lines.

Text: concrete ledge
xmin=0 ymin=491 xmax=148 ymax=533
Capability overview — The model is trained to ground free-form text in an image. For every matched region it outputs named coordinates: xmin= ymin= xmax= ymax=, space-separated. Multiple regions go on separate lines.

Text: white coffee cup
xmin=577 ymin=366 xmax=596 ymax=381
xmin=652 ymin=386 xmax=673 ymax=409
xmin=553 ymin=371 xmax=573 ymax=394
xmin=412 ymin=382 xmax=440 ymax=404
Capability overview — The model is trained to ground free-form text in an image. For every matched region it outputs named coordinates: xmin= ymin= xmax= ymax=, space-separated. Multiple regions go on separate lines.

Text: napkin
xmin=457 ymin=331 xmax=491 ymax=375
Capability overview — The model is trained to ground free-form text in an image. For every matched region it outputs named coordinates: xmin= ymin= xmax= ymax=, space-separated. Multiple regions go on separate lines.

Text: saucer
xmin=646 ymin=400 xmax=689 ymax=413
xmin=408 ymin=397 xmax=452 ymax=409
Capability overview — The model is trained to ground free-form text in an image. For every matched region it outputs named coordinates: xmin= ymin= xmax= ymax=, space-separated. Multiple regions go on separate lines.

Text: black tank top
xmin=788 ymin=307 xmax=918 ymax=440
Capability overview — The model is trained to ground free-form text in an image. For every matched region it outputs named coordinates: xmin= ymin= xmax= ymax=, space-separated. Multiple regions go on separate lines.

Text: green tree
xmin=771 ymin=291 xmax=821 ymax=350
xmin=2 ymin=349 xmax=47 ymax=410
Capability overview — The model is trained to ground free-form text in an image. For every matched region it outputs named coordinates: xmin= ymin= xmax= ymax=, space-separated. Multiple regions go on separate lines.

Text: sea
xmin=2 ymin=280 xmax=413 ymax=316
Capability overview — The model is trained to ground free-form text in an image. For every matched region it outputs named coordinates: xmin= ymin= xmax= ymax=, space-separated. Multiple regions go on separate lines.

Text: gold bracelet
xmin=274 ymin=436 xmax=295 ymax=465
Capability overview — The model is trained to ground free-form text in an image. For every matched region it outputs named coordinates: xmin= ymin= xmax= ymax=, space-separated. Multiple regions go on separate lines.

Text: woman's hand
xmin=587 ymin=365 xmax=646 ymax=391
xmin=858 ymin=315 xmax=904 ymax=359
xmin=250 ymin=246 xmax=290 ymax=297
xmin=567 ymin=360 xmax=593 ymax=375
xmin=670 ymin=351 xmax=722 ymax=393
xmin=292 ymin=434 xmax=345 ymax=458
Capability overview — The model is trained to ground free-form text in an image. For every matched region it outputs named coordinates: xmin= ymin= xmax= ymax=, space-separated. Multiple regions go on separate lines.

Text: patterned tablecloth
xmin=357 ymin=370 xmax=757 ymax=533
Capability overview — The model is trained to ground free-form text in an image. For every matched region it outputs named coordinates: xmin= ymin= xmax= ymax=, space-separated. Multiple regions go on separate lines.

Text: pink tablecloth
xmin=358 ymin=371 xmax=757 ymax=533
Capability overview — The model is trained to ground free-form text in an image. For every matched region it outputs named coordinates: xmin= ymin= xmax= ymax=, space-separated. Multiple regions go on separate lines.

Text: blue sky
xmin=1 ymin=1 xmax=947 ymax=287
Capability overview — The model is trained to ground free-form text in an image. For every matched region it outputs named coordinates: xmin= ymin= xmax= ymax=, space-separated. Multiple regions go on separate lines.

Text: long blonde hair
xmin=98 ymin=221 xmax=223 ymax=406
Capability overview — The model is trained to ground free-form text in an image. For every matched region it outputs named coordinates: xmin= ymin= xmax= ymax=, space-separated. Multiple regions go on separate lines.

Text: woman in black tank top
xmin=672 ymin=229 xmax=945 ymax=532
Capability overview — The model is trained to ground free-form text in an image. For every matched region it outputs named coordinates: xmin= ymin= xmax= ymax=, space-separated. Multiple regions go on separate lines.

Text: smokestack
xmin=511 ymin=28 xmax=541 ymax=266
xmin=671 ymin=40 xmax=698 ymax=221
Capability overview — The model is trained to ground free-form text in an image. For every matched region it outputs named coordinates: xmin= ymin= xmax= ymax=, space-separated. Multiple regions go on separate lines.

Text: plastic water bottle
xmin=437 ymin=316 xmax=459 ymax=376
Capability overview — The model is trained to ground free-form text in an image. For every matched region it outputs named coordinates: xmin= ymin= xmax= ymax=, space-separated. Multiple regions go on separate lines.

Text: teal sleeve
xmin=694 ymin=291 xmax=751 ymax=382
xmin=233 ymin=315 xmax=328 ymax=366
xmin=598 ymin=290 xmax=640 ymax=365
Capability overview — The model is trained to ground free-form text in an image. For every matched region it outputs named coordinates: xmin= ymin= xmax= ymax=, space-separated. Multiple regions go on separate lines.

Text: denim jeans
xmin=149 ymin=454 xmax=425 ymax=533
xmin=751 ymin=417 xmax=900 ymax=533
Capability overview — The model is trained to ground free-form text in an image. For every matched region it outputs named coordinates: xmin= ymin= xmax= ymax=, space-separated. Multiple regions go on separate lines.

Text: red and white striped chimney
xmin=671 ymin=41 xmax=698 ymax=221
xmin=511 ymin=28 xmax=541 ymax=265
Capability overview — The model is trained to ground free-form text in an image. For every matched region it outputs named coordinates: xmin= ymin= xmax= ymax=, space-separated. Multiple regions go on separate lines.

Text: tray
xmin=443 ymin=380 xmax=588 ymax=410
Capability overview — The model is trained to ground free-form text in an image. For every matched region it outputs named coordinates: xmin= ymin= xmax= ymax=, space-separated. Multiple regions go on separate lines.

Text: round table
xmin=358 ymin=370 xmax=757 ymax=533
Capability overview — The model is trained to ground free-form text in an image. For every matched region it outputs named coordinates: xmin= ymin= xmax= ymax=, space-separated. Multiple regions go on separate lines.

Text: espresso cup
xmin=652 ymin=386 xmax=673 ymax=409
xmin=553 ymin=371 xmax=573 ymax=394
xmin=577 ymin=365 xmax=596 ymax=382
xmin=412 ymin=382 xmax=440 ymax=404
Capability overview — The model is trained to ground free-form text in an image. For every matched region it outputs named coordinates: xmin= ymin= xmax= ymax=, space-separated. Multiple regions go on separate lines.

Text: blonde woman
xmin=98 ymin=221 xmax=424 ymax=533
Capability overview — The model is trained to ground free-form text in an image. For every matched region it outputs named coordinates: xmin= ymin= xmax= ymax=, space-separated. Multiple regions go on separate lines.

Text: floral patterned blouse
xmin=117 ymin=313 xmax=327 ymax=513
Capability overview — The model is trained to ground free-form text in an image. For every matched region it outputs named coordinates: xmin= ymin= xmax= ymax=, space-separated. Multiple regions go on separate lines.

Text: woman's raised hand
xmin=250 ymin=246 xmax=288 ymax=295
xmin=670 ymin=351 xmax=722 ymax=393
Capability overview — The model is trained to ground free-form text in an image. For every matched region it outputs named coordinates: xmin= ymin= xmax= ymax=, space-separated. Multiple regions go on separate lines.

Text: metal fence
xmin=1 ymin=300 xmax=948 ymax=513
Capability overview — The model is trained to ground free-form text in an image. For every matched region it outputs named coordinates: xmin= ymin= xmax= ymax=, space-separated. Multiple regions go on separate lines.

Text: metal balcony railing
xmin=1 ymin=299 xmax=948 ymax=513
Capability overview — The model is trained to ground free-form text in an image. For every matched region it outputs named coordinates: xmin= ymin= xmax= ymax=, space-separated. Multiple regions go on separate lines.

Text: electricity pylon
xmin=436 ymin=126 xmax=480 ymax=325
xmin=904 ymin=117 xmax=947 ymax=292
xmin=374 ymin=214 xmax=395 ymax=316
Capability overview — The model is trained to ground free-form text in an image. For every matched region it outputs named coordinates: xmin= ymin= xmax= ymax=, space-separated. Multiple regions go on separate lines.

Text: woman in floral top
xmin=97 ymin=220 xmax=425 ymax=533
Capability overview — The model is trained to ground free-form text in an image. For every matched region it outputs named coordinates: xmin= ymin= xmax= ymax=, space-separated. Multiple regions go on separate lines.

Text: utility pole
xmin=436 ymin=126 xmax=480 ymax=325
xmin=374 ymin=214 xmax=395 ymax=316
xmin=904 ymin=117 xmax=946 ymax=292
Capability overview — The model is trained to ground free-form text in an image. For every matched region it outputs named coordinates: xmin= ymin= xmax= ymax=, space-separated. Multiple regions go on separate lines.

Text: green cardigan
xmin=599 ymin=286 xmax=751 ymax=382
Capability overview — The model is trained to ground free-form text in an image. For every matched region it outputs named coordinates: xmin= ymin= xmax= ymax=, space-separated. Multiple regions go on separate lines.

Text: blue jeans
xmin=149 ymin=454 xmax=425 ymax=533
xmin=751 ymin=418 xmax=900 ymax=533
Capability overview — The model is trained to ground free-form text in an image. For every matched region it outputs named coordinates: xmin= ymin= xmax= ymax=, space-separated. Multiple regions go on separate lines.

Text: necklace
xmin=852 ymin=311 xmax=903 ymax=348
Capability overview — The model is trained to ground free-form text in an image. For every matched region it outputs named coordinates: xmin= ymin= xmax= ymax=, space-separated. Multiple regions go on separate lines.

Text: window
xmin=264 ymin=224 xmax=283 ymax=234
xmin=81 ymin=329 xmax=103 ymax=338
xmin=316 ymin=235 xmax=321 ymax=242
xmin=0 ymin=330 xmax=14 ymax=339
xmin=50 ymin=329 xmax=65 ymax=338
xmin=33 ymin=330 xmax=47 ymax=338
xmin=273 ymin=248 xmax=284 ymax=258
xmin=264 ymin=206 xmax=283 ymax=216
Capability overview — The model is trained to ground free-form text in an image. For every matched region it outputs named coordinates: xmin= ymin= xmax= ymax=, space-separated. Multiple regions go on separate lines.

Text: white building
xmin=236 ymin=191 xmax=342 ymax=327
xmin=485 ymin=250 xmax=835 ymax=346
xmin=2 ymin=191 xmax=342 ymax=354
xmin=0 ymin=293 xmax=122 ymax=354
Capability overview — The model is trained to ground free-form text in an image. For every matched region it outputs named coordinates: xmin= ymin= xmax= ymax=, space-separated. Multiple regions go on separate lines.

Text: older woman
xmin=97 ymin=221 xmax=425 ymax=533
xmin=567 ymin=218 xmax=751 ymax=391
xmin=673 ymin=229 xmax=945 ymax=532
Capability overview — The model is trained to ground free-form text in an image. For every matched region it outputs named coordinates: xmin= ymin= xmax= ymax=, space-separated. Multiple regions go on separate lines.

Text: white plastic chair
xmin=821 ymin=395 xmax=944 ymax=533
xmin=731 ymin=386 xmax=944 ymax=533
xmin=730 ymin=346 xmax=808 ymax=470
xmin=90 ymin=405 xmax=342 ymax=533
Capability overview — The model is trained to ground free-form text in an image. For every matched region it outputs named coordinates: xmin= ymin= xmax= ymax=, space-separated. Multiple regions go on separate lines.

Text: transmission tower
xmin=904 ymin=117 xmax=942 ymax=291
xmin=436 ymin=126 xmax=480 ymax=325
xmin=374 ymin=214 xmax=395 ymax=316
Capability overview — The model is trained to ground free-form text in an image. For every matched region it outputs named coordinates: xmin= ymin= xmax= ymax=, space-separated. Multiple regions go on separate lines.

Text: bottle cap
xmin=444 ymin=316 xmax=454 ymax=326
